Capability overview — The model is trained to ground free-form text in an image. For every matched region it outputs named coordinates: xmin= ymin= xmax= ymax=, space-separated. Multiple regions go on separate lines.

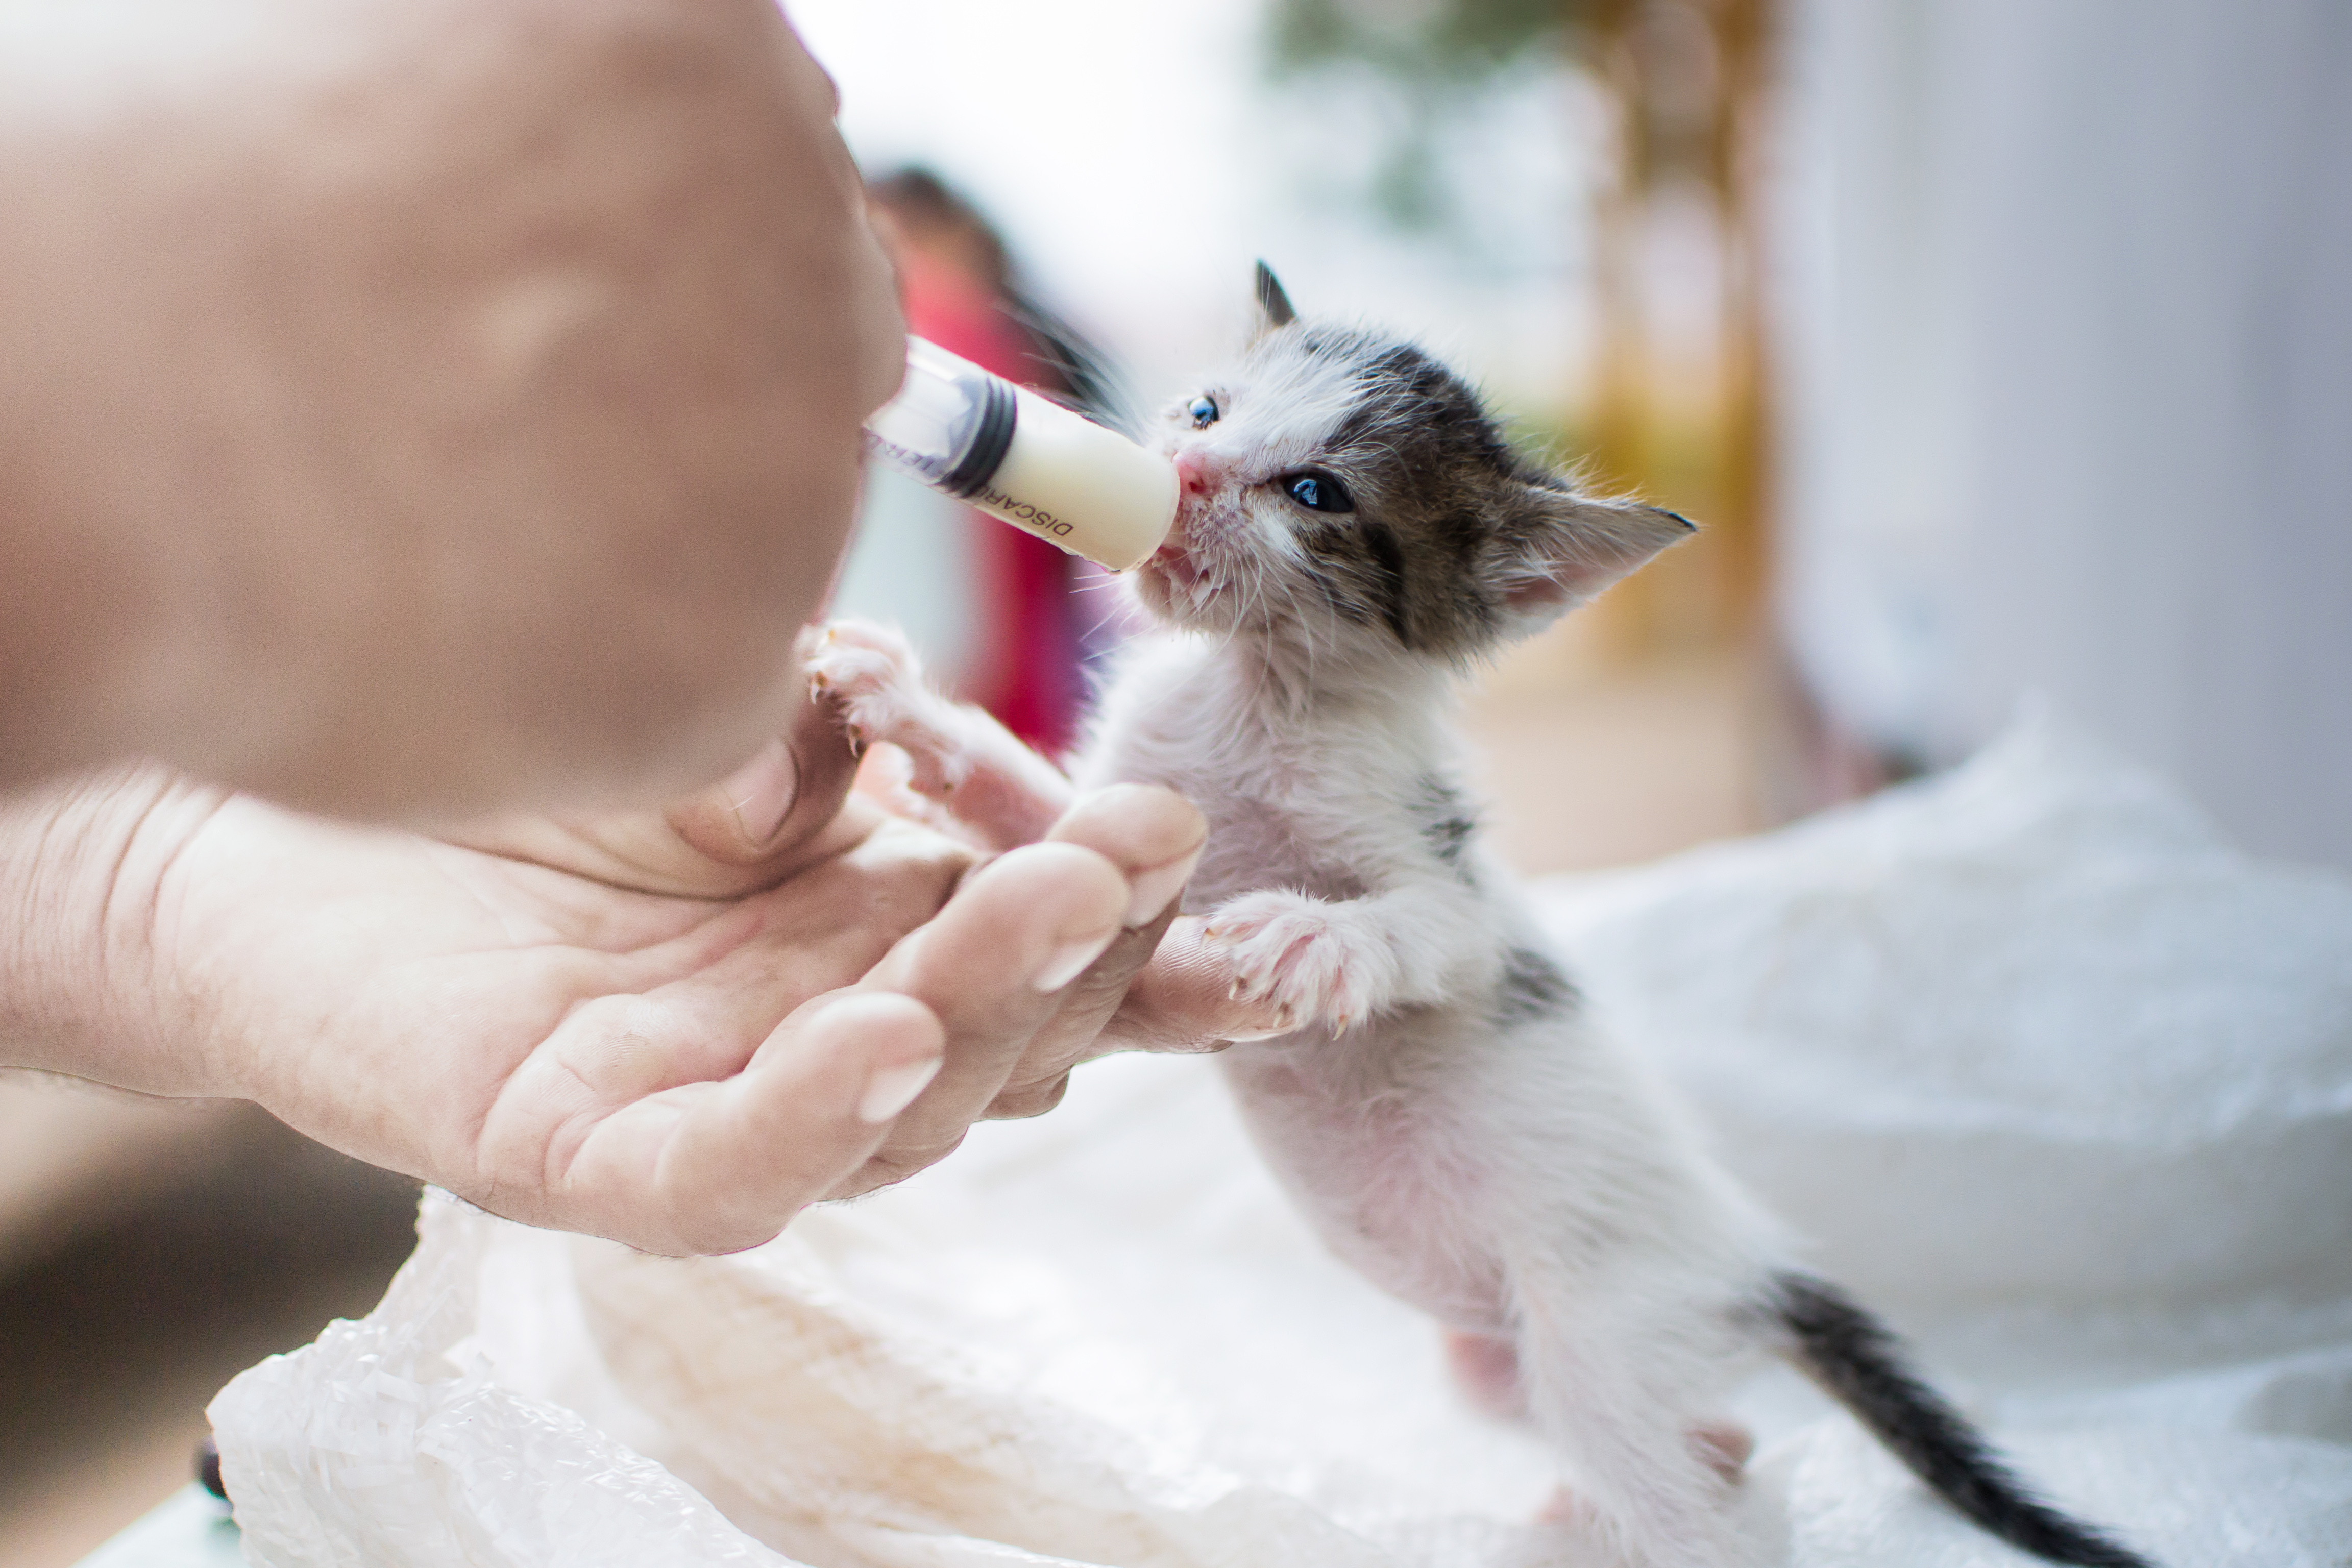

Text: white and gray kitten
xmin=811 ymin=268 xmax=2149 ymax=1568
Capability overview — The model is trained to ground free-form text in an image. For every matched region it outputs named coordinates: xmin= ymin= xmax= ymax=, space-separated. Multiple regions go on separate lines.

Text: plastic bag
xmin=212 ymin=713 xmax=2352 ymax=1566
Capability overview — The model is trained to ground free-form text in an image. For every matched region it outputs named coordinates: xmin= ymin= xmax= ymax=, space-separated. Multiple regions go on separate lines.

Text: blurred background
xmin=5 ymin=2 xmax=2346 ymax=1562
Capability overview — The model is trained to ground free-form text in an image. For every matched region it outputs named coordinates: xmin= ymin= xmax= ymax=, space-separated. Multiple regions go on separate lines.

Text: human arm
xmin=0 ymin=683 xmax=1275 ymax=1253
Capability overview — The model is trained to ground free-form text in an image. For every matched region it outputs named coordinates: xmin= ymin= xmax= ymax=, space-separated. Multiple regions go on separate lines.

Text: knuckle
xmin=861 ymin=1131 xmax=969 ymax=1187
xmin=987 ymin=1074 xmax=1072 ymax=1121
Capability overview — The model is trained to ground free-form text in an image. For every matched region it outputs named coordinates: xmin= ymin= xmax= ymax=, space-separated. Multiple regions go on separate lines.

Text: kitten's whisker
xmin=1078 ymin=597 xmax=1131 ymax=657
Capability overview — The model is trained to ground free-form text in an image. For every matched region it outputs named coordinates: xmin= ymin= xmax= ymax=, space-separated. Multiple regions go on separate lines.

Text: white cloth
xmin=211 ymin=714 xmax=2352 ymax=1566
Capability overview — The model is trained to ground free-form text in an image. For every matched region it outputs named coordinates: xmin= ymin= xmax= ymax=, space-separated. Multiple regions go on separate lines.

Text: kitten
xmin=809 ymin=266 xmax=2152 ymax=1568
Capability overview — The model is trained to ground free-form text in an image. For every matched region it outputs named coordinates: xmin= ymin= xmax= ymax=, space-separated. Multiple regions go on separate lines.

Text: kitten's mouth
xmin=1138 ymin=492 xmax=1243 ymax=622
xmin=1148 ymin=538 xmax=1205 ymax=591
xmin=1145 ymin=501 xmax=1217 ymax=593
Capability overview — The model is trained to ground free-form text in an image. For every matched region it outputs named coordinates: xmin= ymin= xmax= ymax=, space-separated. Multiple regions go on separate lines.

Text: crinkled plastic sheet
xmin=211 ymin=714 xmax=2352 ymax=1565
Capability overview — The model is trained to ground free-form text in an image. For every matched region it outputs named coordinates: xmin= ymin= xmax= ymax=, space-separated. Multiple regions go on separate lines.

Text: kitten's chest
xmin=1082 ymin=672 xmax=1399 ymax=908
xmin=1185 ymin=790 xmax=1363 ymax=908
xmin=1221 ymin=1034 xmax=1511 ymax=1331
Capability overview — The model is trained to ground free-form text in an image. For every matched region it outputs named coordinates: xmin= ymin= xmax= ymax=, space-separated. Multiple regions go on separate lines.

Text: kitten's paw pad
xmin=1692 ymin=1420 xmax=1753 ymax=1484
xmin=1205 ymin=891 xmax=1400 ymax=1033
xmin=804 ymin=622 xmax=947 ymax=766
xmin=1442 ymin=1330 xmax=1529 ymax=1422
xmin=1532 ymin=1484 xmax=1597 ymax=1529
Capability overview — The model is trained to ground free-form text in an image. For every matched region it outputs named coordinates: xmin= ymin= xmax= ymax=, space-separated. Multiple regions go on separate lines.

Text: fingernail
xmin=1122 ymin=844 xmax=1204 ymax=928
xmin=856 ymin=1054 xmax=942 ymax=1123
xmin=1031 ymin=927 xmax=1118 ymax=992
xmin=722 ymin=739 xmax=798 ymax=846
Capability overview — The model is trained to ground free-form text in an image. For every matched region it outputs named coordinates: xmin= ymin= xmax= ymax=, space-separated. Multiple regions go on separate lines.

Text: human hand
xmin=0 ymin=0 xmax=900 ymax=818
xmin=0 ymin=699 xmax=1241 ymax=1255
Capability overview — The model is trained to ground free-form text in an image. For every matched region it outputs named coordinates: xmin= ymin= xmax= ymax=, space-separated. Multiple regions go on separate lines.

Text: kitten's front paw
xmin=804 ymin=622 xmax=985 ymax=800
xmin=1206 ymin=890 xmax=1401 ymax=1034
xmin=804 ymin=620 xmax=930 ymax=758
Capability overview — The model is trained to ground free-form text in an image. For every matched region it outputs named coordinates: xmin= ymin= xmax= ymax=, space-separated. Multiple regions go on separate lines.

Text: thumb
xmin=1100 ymin=916 xmax=1285 ymax=1054
xmin=661 ymin=679 xmax=863 ymax=871
xmin=442 ymin=678 xmax=870 ymax=897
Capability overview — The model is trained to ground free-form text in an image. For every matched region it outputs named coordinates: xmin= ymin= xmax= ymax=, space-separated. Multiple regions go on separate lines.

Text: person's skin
xmin=0 ymin=687 xmax=1273 ymax=1256
xmin=0 ymin=0 xmax=898 ymax=819
xmin=0 ymin=0 xmax=1273 ymax=1252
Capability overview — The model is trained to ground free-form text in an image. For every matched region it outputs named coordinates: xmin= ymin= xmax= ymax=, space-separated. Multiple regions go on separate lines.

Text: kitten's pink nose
xmin=1175 ymin=450 xmax=1229 ymax=497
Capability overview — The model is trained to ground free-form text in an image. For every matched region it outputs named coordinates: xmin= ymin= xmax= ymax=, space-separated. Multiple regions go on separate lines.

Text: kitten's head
xmin=1134 ymin=264 xmax=1693 ymax=665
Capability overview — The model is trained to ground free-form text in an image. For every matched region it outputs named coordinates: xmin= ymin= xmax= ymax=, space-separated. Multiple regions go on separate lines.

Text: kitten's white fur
xmin=1082 ymin=630 xmax=1784 ymax=1568
xmin=812 ymin=627 xmax=1783 ymax=1568
xmin=804 ymin=299 xmax=2142 ymax=1568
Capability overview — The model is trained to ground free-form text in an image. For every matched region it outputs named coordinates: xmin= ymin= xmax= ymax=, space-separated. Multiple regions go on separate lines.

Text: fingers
xmin=984 ymin=1072 xmax=1072 ymax=1122
xmin=826 ymin=840 xmax=1130 ymax=1196
xmin=659 ymin=667 xmax=865 ymax=873
xmin=448 ymin=673 xmax=872 ymax=899
xmin=554 ymin=990 xmax=945 ymax=1255
xmin=543 ymin=783 xmax=1212 ymax=1237
xmin=1046 ymin=785 xmax=1206 ymax=929
xmin=995 ymin=785 xmax=1275 ymax=1064
xmin=498 ymin=785 xmax=1218 ymax=1243
xmin=964 ymin=787 xmax=1208 ymax=1119
xmin=1102 ymin=916 xmax=1290 ymax=1052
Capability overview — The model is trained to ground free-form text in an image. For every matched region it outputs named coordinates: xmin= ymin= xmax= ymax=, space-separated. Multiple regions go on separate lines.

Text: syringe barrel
xmin=862 ymin=338 xmax=1017 ymax=497
xmin=862 ymin=337 xmax=1178 ymax=572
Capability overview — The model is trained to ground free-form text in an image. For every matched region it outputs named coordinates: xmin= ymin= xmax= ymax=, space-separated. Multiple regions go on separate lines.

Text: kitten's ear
xmin=1495 ymin=487 xmax=1695 ymax=621
xmin=1253 ymin=261 xmax=1298 ymax=332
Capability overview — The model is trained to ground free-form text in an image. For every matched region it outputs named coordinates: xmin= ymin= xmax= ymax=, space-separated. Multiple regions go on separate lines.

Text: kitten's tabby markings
xmin=807 ymin=268 xmax=2153 ymax=1568
xmin=1494 ymin=945 xmax=1578 ymax=1027
xmin=1400 ymin=770 xmax=1480 ymax=872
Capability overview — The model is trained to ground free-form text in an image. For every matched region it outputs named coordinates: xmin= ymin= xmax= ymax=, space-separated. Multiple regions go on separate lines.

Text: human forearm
xmin=0 ymin=767 xmax=237 ymax=1095
xmin=0 ymin=0 xmax=902 ymax=820
xmin=0 ymin=742 xmax=1276 ymax=1252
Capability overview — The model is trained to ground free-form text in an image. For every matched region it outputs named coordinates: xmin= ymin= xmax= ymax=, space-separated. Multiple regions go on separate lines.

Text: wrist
xmin=0 ymin=766 xmax=238 ymax=1097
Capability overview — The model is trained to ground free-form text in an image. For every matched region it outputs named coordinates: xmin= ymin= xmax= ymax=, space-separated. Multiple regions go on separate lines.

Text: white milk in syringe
xmin=862 ymin=338 xmax=1178 ymax=572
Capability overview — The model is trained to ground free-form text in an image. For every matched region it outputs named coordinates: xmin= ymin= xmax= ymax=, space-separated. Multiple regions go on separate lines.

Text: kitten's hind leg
xmin=1510 ymin=1291 xmax=1756 ymax=1568
xmin=1444 ymin=1327 xmax=1754 ymax=1480
xmin=1443 ymin=1329 xmax=1530 ymax=1422
xmin=1692 ymin=1421 xmax=1755 ymax=1484
xmin=806 ymin=620 xmax=1074 ymax=849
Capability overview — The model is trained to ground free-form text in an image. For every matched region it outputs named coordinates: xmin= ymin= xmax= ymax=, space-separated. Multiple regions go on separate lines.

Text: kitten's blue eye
xmin=1282 ymin=470 xmax=1354 ymax=514
xmin=1187 ymin=395 xmax=1219 ymax=428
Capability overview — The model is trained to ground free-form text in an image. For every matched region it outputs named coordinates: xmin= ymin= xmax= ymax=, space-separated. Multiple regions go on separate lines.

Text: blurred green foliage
xmin=1263 ymin=0 xmax=1596 ymax=231
xmin=1267 ymin=0 xmax=1590 ymax=81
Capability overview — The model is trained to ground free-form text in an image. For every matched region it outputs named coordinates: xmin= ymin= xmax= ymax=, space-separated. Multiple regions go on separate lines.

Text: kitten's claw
xmin=1205 ymin=889 xmax=1401 ymax=1035
xmin=804 ymin=620 xmax=965 ymax=785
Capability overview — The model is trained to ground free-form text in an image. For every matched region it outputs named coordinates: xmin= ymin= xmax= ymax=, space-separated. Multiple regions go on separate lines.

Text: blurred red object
xmin=868 ymin=171 xmax=1083 ymax=755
